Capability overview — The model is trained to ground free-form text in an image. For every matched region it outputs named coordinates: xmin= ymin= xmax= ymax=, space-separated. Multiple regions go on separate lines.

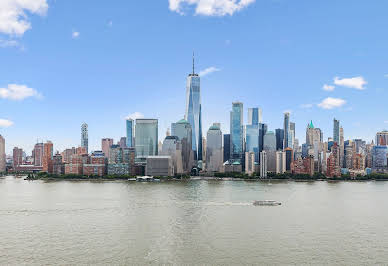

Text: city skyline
xmin=2 ymin=1 xmax=388 ymax=153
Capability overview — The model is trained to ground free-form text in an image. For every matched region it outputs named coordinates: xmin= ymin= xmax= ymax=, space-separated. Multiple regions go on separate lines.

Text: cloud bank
xmin=0 ymin=0 xmax=48 ymax=36
xmin=169 ymin=0 xmax=255 ymax=16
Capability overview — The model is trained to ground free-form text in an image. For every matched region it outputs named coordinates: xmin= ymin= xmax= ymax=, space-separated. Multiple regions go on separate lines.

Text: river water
xmin=1 ymin=176 xmax=388 ymax=265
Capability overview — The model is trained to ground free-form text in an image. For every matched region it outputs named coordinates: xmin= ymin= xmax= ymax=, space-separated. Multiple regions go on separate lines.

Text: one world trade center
xmin=185 ymin=54 xmax=202 ymax=161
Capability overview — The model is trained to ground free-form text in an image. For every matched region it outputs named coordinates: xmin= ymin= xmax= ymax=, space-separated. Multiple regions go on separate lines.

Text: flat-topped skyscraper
xmin=185 ymin=53 xmax=202 ymax=161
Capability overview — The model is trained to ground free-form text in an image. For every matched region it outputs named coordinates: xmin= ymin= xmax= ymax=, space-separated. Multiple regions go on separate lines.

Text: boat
xmin=136 ymin=176 xmax=155 ymax=182
xmin=253 ymin=200 xmax=281 ymax=206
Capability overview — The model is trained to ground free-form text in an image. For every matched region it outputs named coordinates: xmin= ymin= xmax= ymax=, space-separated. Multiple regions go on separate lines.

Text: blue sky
xmin=1 ymin=0 xmax=388 ymax=154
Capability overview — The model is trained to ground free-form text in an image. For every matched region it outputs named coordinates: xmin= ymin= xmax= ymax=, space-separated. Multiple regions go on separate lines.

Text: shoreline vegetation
xmin=7 ymin=171 xmax=388 ymax=182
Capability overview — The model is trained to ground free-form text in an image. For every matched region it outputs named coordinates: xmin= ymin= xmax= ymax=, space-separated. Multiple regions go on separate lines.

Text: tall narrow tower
xmin=81 ymin=123 xmax=88 ymax=153
xmin=185 ymin=53 xmax=202 ymax=161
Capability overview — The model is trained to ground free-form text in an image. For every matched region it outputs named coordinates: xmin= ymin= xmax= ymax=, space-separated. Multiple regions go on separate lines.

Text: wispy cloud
xmin=108 ymin=20 xmax=113 ymax=27
xmin=126 ymin=112 xmax=144 ymax=120
xmin=317 ymin=97 xmax=346 ymax=109
xmin=0 ymin=119 xmax=13 ymax=128
xmin=72 ymin=31 xmax=80 ymax=39
xmin=384 ymin=74 xmax=388 ymax=78
xmin=169 ymin=0 xmax=255 ymax=16
xmin=0 ymin=39 xmax=20 ymax=48
xmin=322 ymin=84 xmax=335 ymax=91
xmin=0 ymin=0 xmax=48 ymax=36
xmin=199 ymin=67 xmax=220 ymax=77
xmin=300 ymin=103 xmax=313 ymax=109
xmin=334 ymin=76 xmax=367 ymax=90
xmin=0 ymin=84 xmax=42 ymax=101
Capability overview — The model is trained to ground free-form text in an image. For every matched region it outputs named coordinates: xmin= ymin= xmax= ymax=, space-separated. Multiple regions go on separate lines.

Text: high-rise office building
xmin=135 ymin=119 xmax=158 ymax=159
xmin=102 ymin=138 xmax=114 ymax=158
xmin=185 ymin=55 xmax=202 ymax=161
xmin=376 ymin=131 xmax=388 ymax=146
xmin=259 ymin=123 xmax=268 ymax=154
xmin=206 ymin=123 xmax=223 ymax=172
xmin=306 ymin=121 xmax=323 ymax=160
xmin=33 ymin=143 xmax=44 ymax=166
xmin=42 ymin=141 xmax=54 ymax=173
xmin=230 ymin=102 xmax=244 ymax=162
xmin=275 ymin=129 xmax=284 ymax=151
xmin=172 ymin=119 xmax=193 ymax=173
xmin=161 ymin=136 xmax=183 ymax=174
xmin=248 ymin=107 xmax=262 ymax=126
xmin=264 ymin=131 xmax=276 ymax=172
xmin=0 ymin=135 xmax=5 ymax=172
xmin=223 ymin=134 xmax=230 ymax=163
xmin=283 ymin=112 xmax=291 ymax=148
xmin=372 ymin=146 xmax=388 ymax=171
xmin=245 ymin=124 xmax=259 ymax=162
xmin=13 ymin=147 xmax=23 ymax=170
xmin=333 ymin=118 xmax=340 ymax=143
xmin=290 ymin=122 xmax=295 ymax=149
xmin=260 ymin=151 xmax=267 ymax=178
xmin=126 ymin=118 xmax=134 ymax=147
xmin=276 ymin=151 xmax=286 ymax=174
xmin=81 ymin=123 xmax=88 ymax=153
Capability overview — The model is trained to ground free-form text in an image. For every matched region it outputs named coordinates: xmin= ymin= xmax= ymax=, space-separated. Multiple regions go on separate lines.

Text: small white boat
xmin=136 ymin=176 xmax=155 ymax=182
xmin=253 ymin=200 xmax=281 ymax=206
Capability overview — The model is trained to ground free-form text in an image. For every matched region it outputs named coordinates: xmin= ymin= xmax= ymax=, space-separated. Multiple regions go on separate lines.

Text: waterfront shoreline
xmin=6 ymin=175 xmax=388 ymax=182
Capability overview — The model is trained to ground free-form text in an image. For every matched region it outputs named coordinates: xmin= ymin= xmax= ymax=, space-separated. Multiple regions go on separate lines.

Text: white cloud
xmin=0 ymin=39 xmax=20 ymax=48
xmin=126 ymin=112 xmax=144 ymax=120
xmin=384 ymin=74 xmax=388 ymax=78
xmin=317 ymin=97 xmax=346 ymax=109
xmin=199 ymin=66 xmax=220 ymax=77
xmin=169 ymin=0 xmax=255 ymax=16
xmin=300 ymin=103 xmax=313 ymax=109
xmin=108 ymin=20 xmax=113 ymax=27
xmin=0 ymin=0 xmax=48 ymax=36
xmin=323 ymin=84 xmax=335 ymax=91
xmin=0 ymin=84 xmax=41 ymax=100
xmin=72 ymin=31 xmax=80 ymax=39
xmin=0 ymin=119 xmax=13 ymax=128
xmin=334 ymin=76 xmax=367 ymax=90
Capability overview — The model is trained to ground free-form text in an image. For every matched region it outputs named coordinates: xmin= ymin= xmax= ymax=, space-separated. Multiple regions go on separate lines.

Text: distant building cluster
xmin=0 ymin=59 xmax=387 ymax=178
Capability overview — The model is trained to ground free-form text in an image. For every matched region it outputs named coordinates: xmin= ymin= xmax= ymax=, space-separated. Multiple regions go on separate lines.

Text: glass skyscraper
xmin=185 ymin=56 xmax=202 ymax=161
xmin=333 ymin=118 xmax=340 ymax=143
xmin=126 ymin=118 xmax=134 ymax=147
xmin=245 ymin=125 xmax=259 ymax=162
xmin=283 ymin=112 xmax=291 ymax=148
xmin=248 ymin=107 xmax=262 ymax=126
xmin=275 ymin=128 xmax=284 ymax=151
xmin=135 ymin=119 xmax=158 ymax=159
xmin=230 ymin=102 xmax=243 ymax=161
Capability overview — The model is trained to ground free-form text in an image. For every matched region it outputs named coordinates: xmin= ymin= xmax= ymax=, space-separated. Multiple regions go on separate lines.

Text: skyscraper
xmin=283 ymin=112 xmax=291 ymax=148
xmin=42 ymin=141 xmax=53 ymax=173
xmin=81 ymin=123 xmax=88 ymax=153
xmin=245 ymin=124 xmax=259 ymax=162
xmin=275 ymin=129 xmax=284 ymax=151
xmin=248 ymin=107 xmax=262 ymax=126
xmin=333 ymin=118 xmax=340 ymax=143
xmin=376 ymin=131 xmax=388 ymax=146
xmin=102 ymin=138 xmax=114 ymax=158
xmin=126 ymin=118 xmax=134 ymax=147
xmin=306 ymin=121 xmax=323 ymax=160
xmin=13 ymin=147 xmax=23 ymax=170
xmin=206 ymin=123 xmax=223 ymax=172
xmin=290 ymin=122 xmax=295 ymax=149
xmin=185 ymin=54 xmax=202 ymax=161
xmin=171 ymin=119 xmax=193 ymax=173
xmin=230 ymin=102 xmax=244 ymax=162
xmin=0 ymin=135 xmax=5 ymax=173
xmin=135 ymin=119 xmax=158 ymax=159
xmin=33 ymin=143 xmax=44 ymax=166
xmin=223 ymin=134 xmax=230 ymax=163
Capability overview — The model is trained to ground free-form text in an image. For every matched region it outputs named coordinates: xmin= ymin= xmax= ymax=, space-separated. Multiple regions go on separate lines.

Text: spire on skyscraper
xmin=192 ymin=51 xmax=195 ymax=75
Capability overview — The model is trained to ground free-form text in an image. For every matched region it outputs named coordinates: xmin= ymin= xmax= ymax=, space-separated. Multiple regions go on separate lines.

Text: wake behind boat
xmin=253 ymin=200 xmax=281 ymax=206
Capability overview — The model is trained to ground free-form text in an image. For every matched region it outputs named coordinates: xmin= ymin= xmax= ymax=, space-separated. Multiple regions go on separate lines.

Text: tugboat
xmin=253 ymin=200 xmax=281 ymax=206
